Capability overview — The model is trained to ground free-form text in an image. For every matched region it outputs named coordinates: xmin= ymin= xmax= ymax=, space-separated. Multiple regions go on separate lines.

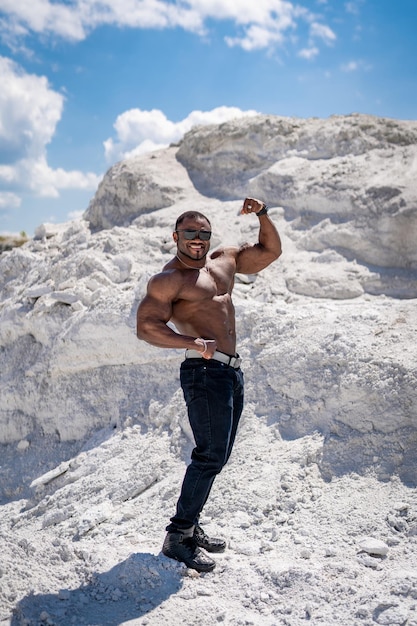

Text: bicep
xmin=235 ymin=243 xmax=271 ymax=274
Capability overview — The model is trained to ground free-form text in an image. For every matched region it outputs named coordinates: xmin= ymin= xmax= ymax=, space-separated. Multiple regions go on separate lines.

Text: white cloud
xmin=226 ymin=23 xmax=287 ymax=51
xmin=309 ymin=22 xmax=336 ymax=45
xmin=345 ymin=1 xmax=363 ymax=15
xmin=341 ymin=60 xmax=359 ymax=72
xmin=0 ymin=0 xmax=85 ymax=41
xmin=0 ymin=0 xmax=336 ymax=56
xmin=67 ymin=209 xmax=85 ymax=220
xmin=104 ymin=105 xmax=259 ymax=163
xmin=0 ymin=56 xmax=63 ymax=163
xmin=21 ymin=158 xmax=102 ymax=197
xmin=298 ymin=46 xmax=319 ymax=60
xmin=0 ymin=191 xmax=21 ymax=209
xmin=340 ymin=59 xmax=372 ymax=72
xmin=0 ymin=56 xmax=101 ymax=212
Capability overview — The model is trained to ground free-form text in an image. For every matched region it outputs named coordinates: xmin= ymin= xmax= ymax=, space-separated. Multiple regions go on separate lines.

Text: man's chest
xmin=182 ymin=263 xmax=234 ymax=301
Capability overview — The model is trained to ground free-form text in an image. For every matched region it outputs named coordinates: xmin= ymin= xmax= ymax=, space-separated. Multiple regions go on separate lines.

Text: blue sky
xmin=0 ymin=0 xmax=416 ymax=235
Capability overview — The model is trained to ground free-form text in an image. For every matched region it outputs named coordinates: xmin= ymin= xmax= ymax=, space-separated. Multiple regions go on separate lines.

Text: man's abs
xmin=171 ymin=294 xmax=237 ymax=355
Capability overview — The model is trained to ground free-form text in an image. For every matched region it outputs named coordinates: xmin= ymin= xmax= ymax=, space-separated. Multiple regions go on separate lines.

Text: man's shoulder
xmin=210 ymin=246 xmax=239 ymax=261
xmin=147 ymin=265 xmax=183 ymax=296
xmin=150 ymin=263 xmax=178 ymax=278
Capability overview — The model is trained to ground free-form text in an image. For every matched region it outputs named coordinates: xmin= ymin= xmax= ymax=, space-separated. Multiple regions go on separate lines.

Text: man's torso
xmin=168 ymin=249 xmax=238 ymax=355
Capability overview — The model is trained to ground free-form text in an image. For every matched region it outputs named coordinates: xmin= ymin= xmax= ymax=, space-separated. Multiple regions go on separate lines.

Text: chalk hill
xmin=1 ymin=113 xmax=416 ymax=485
xmin=1 ymin=113 xmax=417 ymax=626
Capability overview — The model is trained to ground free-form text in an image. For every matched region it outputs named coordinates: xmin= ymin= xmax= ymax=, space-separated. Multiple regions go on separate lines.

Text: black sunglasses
xmin=176 ymin=229 xmax=212 ymax=241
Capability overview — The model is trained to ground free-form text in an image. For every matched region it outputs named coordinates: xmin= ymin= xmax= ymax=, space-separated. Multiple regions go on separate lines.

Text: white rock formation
xmin=2 ymin=113 xmax=417 ymax=469
xmin=0 ymin=113 xmax=417 ymax=626
xmin=175 ymin=114 xmax=417 ymax=270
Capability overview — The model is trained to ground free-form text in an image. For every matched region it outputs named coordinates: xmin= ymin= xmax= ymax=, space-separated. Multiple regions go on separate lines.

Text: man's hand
xmin=194 ymin=338 xmax=217 ymax=359
xmin=239 ymin=197 xmax=266 ymax=216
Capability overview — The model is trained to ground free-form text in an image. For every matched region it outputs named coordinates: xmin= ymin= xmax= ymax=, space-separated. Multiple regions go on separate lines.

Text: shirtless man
xmin=136 ymin=197 xmax=282 ymax=572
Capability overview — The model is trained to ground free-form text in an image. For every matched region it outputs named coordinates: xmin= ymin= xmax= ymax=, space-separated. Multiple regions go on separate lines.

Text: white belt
xmin=185 ymin=349 xmax=242 ymax=369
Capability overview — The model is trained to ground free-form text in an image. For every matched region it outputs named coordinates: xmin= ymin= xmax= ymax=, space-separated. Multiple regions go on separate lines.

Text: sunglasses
xmin=176 ymin=229 xmax=212 ymax=241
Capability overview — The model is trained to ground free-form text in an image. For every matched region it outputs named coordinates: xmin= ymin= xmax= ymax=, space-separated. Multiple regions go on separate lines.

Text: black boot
xmin=194 ymin=524 xmax=226 ymax=553
xmin=162 ymin=528 xmax=216 ymax=573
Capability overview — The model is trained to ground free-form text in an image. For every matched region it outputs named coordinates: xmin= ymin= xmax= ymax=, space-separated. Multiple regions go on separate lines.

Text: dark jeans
xmin=167 ymin=358 xmax=244 ymax=532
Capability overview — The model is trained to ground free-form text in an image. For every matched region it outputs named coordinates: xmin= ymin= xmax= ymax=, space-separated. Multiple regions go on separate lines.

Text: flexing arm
xmin=236 ymin=197 xmax=282 ymax=274
xmin=136 ymin=272 xmax=216 ymax=357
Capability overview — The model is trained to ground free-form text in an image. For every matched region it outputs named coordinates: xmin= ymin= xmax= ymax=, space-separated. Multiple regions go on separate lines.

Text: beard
xmin=178 ymin=246 xmax=208 ymax=261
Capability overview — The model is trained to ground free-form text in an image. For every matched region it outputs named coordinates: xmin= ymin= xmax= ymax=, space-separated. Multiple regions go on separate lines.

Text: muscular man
xmin=136 ymin=197 xmax=282 ymax=572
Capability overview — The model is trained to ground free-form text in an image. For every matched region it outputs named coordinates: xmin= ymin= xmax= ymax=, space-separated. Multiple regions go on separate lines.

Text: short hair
xmin=175 ymin=211 xmax=211 ymax=231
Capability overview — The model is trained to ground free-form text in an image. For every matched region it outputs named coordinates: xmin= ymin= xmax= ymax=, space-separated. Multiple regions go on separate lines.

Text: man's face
xmin=173 ymin=217 xmax=212 ymax=261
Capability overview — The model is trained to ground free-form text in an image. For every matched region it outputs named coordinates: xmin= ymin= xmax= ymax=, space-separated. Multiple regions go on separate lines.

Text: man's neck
xmin=176 ymin=253 xmax=206 ymax=270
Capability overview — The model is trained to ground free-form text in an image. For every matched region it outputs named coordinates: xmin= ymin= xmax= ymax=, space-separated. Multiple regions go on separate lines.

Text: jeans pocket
xmin=180 ymin=364 xmax=205 ymax=405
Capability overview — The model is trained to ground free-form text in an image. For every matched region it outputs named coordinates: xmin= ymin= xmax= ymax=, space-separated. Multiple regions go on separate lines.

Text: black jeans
xmin=167 ymin=358 xmax=244 ymax=531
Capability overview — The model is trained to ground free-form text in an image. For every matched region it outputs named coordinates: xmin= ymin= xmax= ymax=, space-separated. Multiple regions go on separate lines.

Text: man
xmin=136 ymin=197 xmax=282 ymax=572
